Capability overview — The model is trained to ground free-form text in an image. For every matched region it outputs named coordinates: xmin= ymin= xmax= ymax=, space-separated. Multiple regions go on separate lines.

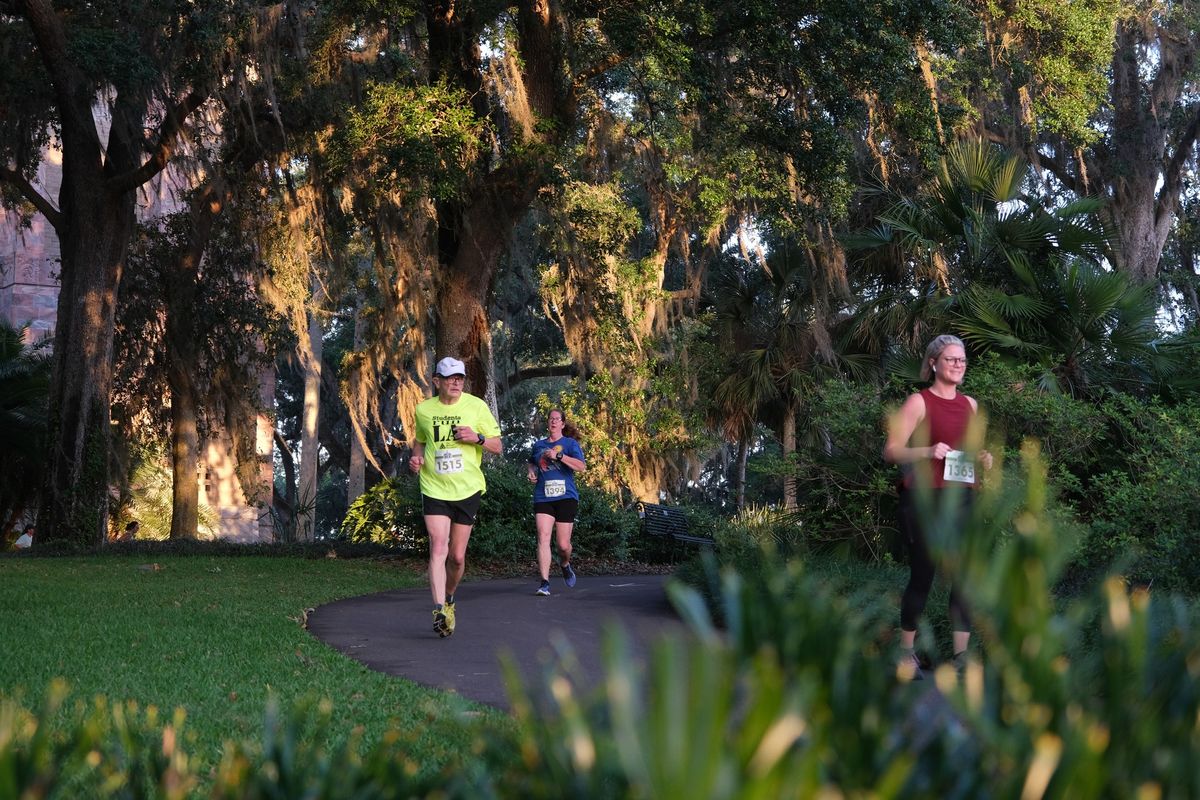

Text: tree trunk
xmin=298 ymin=276 xmax=325 ymax=541
xmin=782 ymin=405 xmax=798 ymax=511
xmin=14 ymin=0 xmax=206 ymax=544
xmin=735 ymin=436 xmax=749 ymax=512
xmin=1024 ymin=17 xmax=1200 ymax=285
xmin=164 ymin=233 xmax=203 ymax=542
xmin=168 ymin=367 xmax=200 ymax=540
xmin=1100 ymin=20 xmax=1198 ymax=284
xmin=426 ymin=0 xmax=573 ymax=394
xmin=164 ymin=186 xmax=225 ymax=540
xmin=273 ymin=429 xmax=297 ymax=540
xmin=40 ymin=178 xmax=133 ymax=544
xmin=434 ymin=179 xmax=534 ymax=393
xmin=347 ymin=294 xmax=367 ymax=505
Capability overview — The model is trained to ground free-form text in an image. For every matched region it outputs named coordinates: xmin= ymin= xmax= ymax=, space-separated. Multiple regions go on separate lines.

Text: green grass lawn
xmin=0 ymin=554 xmax=506 ymax=776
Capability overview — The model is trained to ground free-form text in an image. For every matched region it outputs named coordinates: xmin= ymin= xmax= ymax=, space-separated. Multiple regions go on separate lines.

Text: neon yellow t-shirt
xmin=413 ymin=392 xmax=501 ymax=500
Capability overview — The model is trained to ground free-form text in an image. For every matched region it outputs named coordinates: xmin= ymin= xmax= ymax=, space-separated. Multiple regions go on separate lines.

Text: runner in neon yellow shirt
xmin=409 ymin=357 xmax=502 ymax=638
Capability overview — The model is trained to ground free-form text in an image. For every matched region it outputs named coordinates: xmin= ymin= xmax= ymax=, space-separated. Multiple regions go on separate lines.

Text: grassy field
xmin=0 ymin=554 xmax=506 ymax=776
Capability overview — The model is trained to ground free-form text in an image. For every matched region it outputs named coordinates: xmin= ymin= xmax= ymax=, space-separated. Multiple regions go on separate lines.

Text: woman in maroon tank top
xmin=883 ymin=334 xmax=993 ymax=680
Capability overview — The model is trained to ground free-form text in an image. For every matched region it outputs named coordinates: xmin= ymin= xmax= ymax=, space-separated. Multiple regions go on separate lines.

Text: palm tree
xmin=954 ymin=258 xmax=1160 ymax=395
xmin=844 ymin=139 xmax=1170 ymax=395
xmin=850 ymin=140 xmax=1108 ymax=293
xmin=0 ymin=322 xmax=50 ymax=532
xmin=707 ymin=246 xmax=838 ymax=510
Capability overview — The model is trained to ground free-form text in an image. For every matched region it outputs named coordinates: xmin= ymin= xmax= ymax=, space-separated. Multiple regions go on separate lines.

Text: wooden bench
xmin=636 ymin=501 xmax=714 ymax=546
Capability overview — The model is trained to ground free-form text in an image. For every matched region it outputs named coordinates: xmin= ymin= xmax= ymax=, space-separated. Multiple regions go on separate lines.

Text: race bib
xmin=943 ymin=450 xmax=976 ymax=484
xmin=433 ymin=448 xmax=465 ymax=475
xmin=544 ymin=479 xmax=566 ymax=498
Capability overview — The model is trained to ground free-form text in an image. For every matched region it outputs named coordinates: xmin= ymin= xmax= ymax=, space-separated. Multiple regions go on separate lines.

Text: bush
xmin=340 ymin=475 xmax=425 ymax=550
xmin=340 ymin=460 xmax=638 ymax=563
xmin=1076 ymin=395 xmax=1200 ymax=591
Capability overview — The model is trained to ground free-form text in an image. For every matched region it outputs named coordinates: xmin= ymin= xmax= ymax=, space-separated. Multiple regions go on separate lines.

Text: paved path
xmin=306 ymin=574 xmax=689 ymax=709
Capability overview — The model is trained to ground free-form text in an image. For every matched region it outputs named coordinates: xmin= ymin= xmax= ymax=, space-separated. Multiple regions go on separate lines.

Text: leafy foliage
xmin=0 ymin=322 xmax=49 ymax=531
xmin=110 ymin=445 xmax=220 ymax=541
xmin=341 ymin=462 xmax=638 ymax=562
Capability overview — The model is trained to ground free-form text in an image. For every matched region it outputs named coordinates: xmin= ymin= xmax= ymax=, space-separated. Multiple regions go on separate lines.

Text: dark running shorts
xmin=422 ymin=492 xmax=482 ymax=526
xmin=534 ymin=498 xmax=579 ymax=524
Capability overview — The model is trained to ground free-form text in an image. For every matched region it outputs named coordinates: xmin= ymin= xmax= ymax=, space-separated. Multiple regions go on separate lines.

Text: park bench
xmin=636 ymin=501 xmax=714 ymax=547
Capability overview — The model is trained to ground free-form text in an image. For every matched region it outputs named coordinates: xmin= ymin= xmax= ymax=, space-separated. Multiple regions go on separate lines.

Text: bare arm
xmin=963 ymin=395 xmax=994 ymax=470
xmin=451 ymin=424 xmax=502 ymax=455
xmin=408 ymin=442 xmax=425 ymax=473
xmin=556 ymin=452 xmax=585 ymax=472
xmin=884 ymin=394 xmax=944 ymax=464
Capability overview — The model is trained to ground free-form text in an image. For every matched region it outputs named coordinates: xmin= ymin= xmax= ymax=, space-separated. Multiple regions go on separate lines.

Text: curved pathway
xmin=306 ymin=574 xmax=689 ymax=709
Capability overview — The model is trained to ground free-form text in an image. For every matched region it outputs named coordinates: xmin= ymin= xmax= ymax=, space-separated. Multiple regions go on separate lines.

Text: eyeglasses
xmin=438 ymin=375 xmax=466 ymax=383
xmin=941 ymin=357 xmax=968 ymax=366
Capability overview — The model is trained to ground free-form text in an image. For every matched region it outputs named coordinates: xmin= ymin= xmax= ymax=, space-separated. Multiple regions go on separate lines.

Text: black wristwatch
xmin=556 ymin=451 xmax=565 ymax=462
xmin=477 ymin=433 xmax=486 ymax=445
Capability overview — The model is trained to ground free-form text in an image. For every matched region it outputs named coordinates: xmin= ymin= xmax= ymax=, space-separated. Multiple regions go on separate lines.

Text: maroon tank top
xmin=904 ymin=388 xmax=975 ymax=489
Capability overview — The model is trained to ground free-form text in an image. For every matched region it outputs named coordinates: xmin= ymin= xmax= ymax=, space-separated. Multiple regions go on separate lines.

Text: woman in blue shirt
xmin=527 ymin=408 xmax=586 ymax=595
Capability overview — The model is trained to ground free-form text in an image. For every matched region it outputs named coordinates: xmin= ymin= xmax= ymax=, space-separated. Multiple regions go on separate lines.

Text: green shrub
xmin=340 ymin=475 xmax=426 ymax=550
xmin=0 ymin=687 xmax=478 ymax=799
xmin=340 ymin=461 xmax=638 ymax=563
xmin=1076 ymin=395 xmax=1200 ymax=591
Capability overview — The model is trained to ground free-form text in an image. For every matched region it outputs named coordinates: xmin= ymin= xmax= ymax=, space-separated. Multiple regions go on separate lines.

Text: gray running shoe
xmin=898 ymin=650 xmax=924 ymax=682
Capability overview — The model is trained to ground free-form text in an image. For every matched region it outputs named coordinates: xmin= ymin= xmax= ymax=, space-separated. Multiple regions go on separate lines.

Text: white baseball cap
xmin=434 ymin=356 xmax=466 ymax=377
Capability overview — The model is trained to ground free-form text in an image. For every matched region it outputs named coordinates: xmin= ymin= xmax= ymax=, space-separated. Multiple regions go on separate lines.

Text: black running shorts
xmin=422 ymin=491 xmax=482 ymax=526
xmin=533 ymin=498 xmax=579 ymax=524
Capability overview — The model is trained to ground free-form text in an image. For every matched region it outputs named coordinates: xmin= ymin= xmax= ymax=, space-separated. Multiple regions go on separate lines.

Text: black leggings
xmin=899 ymin=488 xmax=973 ymax=632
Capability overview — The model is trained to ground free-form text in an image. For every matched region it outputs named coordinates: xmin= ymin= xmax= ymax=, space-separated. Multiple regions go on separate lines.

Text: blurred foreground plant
xmin=6 ymin=444 xmax=1200 ymax=797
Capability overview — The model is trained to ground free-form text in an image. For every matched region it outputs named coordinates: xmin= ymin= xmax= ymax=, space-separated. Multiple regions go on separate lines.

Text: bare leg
xmin=900 ymin=628 xmax=917 ymax=650
xmin=953 ymin=630 xmax=970 ymax=655
xmin=425 ymin=514 xmax=452 ymax=605
xmin=535 ymin=513 xmax=556 ymax=581
xmin=554 ymin=521 xmax=574 ymax=568
xmin=445 ymin=521 xmax=473 ymax=597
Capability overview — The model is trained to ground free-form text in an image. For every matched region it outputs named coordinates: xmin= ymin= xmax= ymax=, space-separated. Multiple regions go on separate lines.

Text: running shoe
xmin=562 ymin=562 xmax=577 ymax=588
xmin=898 ymin=650 xmax=924 ymax=682
xmin=433 ymin=606 xmax=454 ymax=638
xmin=536 ymin=581 xmax=551 ymax=596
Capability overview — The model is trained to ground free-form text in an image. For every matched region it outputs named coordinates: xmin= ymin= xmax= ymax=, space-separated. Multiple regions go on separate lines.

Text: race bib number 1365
xmin=943 ymin=450 xmax=975 ymax=484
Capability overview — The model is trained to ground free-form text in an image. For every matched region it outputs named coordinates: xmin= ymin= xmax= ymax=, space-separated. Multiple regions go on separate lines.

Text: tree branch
xmin=573 ymin=53 xmax=626 ymax=88
xmin=108 ymin=89 xmax=209 ymax=194
xmin=0 ymin=165 xmax=62 ymax=230
xmin=1157 ymin=106 xmax=1200 ymax=225
xmin=503 ymin=363 xmax=577 ymax=388
xmin=1031 ymin=141 xmax=1083 ymax=196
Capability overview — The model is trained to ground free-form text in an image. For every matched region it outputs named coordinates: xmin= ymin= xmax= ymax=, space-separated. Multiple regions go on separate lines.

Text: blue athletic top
xmin=530 ymin=436 xmax=585 ymax=503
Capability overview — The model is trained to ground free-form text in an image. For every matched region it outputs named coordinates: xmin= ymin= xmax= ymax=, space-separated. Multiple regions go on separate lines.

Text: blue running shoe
xmin=536 ymin=581 xmax=551 ymax=596
xmin=562 ymin=562 xmax=577 ymax=588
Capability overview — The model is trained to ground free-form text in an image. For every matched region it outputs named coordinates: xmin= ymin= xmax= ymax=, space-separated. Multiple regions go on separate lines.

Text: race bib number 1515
xmin=434 ymin=448 xmax=465 ymax=475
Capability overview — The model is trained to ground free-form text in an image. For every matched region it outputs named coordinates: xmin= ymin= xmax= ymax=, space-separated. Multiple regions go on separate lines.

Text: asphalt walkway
xmin=306 ymin=574 xmax=689 ymax=709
